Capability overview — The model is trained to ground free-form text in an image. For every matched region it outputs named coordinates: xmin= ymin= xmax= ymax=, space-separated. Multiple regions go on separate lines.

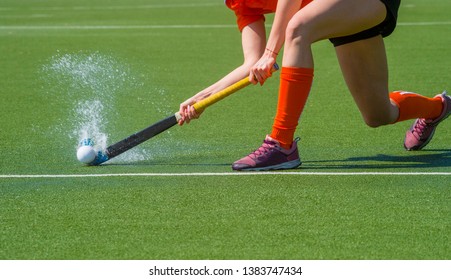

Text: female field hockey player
xmin=178 ymin=0 xmax=450 ymax=171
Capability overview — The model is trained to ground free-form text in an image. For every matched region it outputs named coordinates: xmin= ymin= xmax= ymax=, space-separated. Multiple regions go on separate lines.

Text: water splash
xmin=74 ymin=99 xmax=108 ymax=151
xmin=43 ymin=51 xmax=132 ymax=102
xmin=42 ymin=51 xmax=155 ymax=163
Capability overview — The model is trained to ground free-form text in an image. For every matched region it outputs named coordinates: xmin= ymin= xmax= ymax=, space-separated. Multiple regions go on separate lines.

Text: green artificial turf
xmin=0 ymin=0 xmax=450 ymax=260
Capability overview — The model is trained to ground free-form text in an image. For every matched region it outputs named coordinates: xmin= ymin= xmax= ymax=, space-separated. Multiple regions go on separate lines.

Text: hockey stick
xmin=91 ymin=63 xmax=279 ymax=165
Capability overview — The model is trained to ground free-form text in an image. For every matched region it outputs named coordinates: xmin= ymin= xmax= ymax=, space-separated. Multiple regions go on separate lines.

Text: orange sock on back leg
xmin=270 ymin=67 xmax=314 ymax=149
xmin=389 ymin=91 xmax=443 ymax=122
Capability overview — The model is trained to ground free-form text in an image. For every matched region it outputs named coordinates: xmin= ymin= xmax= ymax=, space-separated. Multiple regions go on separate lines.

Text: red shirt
xmin=225 ymin=0 xmax=313 ymax=31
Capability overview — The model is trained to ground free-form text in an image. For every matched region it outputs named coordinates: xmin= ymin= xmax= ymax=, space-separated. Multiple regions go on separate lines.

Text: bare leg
xmin=335 ymin=36 xmax=399 ymax=127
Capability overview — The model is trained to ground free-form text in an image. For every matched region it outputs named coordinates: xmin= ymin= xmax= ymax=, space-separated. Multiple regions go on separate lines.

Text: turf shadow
xmin=302 ymin=149 xmax=451 ymax=170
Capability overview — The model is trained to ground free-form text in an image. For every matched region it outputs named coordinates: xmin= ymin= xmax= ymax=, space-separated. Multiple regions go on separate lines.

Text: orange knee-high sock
xmin=389 ymin=91 xmax=443 ymax=122
xmin=270 ymin=67 xmax=314 ymax=149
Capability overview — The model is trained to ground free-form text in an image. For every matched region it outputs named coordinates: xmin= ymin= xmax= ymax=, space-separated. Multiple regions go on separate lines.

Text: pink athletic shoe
xmin=232 ymin=135 xmax=301 ymax=171
xmin=404 ymin=91 xmax=451 ymax=151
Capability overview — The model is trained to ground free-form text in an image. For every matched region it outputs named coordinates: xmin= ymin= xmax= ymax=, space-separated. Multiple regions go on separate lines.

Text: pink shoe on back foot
xmin=232 ymin=135 xmax=301 ymax=171
xmin=404 ymin=91 xmax=451 ymax=151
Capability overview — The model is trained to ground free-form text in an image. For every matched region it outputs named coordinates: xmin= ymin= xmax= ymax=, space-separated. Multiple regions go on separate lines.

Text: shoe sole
xmin=233 ymin=159 xmax=302 ymax=171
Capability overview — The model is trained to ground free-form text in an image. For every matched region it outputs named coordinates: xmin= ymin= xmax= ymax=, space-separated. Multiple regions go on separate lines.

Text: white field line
xmin=1 ymin=172 xmax=451 ymax=179
xmin=0 ymin=24 xmax=237 ymax=30
xmin=42 ymin=3 xmax=223 ymax=10
xmin=0 ymin=3 xmax=222 ymax=12
xmin=0 ymin=22 xmax=450 ymax=31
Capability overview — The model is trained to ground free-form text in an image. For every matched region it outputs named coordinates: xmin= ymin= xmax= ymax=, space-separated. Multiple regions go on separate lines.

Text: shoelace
xmin=412 ymin=118 xmax=430 ymax=138
xmin=249 ymin=140 xmax=276 ymax=158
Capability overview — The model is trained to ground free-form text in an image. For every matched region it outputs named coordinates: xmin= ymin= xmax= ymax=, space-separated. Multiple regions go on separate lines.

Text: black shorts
xmin=329 ymin=0 xmax=401 ymax=47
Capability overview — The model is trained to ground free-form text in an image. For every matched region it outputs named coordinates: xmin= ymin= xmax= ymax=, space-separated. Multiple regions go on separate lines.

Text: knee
xmin=361 ymin=103 xmax=399 ymax=128
xmin=285 ymin=18 xmax=314 ymax=46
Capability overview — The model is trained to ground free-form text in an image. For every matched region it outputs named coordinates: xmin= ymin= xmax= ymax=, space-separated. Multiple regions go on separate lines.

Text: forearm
xmin=178 ymin=19 xmax=266 ymax=125
xmin=192 ymin=64 xmax=250 ymax=101
xmin=188 ymin=21 xmax=266 ymax=102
